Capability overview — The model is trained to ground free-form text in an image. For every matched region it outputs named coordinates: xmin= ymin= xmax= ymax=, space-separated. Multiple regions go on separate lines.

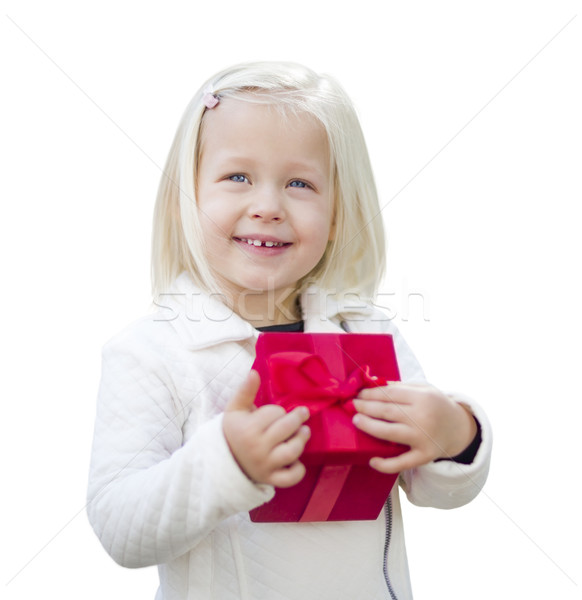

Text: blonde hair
xmin=151 ymin=61 xmax=385 ymax=301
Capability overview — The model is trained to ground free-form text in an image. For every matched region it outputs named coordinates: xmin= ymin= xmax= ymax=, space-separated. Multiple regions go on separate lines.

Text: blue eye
xmin=229 ymin=174 xmax=248 ymax=183
xmin=289 ymin=180 xmax=308 ymax=188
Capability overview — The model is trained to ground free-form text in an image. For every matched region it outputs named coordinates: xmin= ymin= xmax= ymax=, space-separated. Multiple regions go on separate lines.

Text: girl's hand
xmin=352 ymin=383 xmax=477 ymax=473
xmin=223 ymin=370 xmax=311 ymax=487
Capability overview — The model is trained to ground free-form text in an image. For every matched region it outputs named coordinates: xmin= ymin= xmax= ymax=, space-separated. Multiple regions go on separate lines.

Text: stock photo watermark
xmin=152 ymin=287 xmax=431 ymax=324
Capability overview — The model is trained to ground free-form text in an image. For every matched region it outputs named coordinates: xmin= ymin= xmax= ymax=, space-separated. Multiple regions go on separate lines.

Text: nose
xmin=248 ymin=187 xmax=285 ymax=222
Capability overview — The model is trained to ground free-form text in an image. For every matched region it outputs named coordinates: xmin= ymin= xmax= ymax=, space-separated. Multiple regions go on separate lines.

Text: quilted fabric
xmin=87 ymin=273 xmax=492 ymax=599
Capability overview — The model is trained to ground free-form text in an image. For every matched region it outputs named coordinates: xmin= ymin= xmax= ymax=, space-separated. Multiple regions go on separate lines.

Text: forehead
xmin=199 ymin=96 xmax=330 ymax=169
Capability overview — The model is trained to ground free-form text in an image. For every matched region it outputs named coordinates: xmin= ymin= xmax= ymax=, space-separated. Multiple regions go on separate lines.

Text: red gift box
xmin=249 ymin=332 xmax=407 ymax=523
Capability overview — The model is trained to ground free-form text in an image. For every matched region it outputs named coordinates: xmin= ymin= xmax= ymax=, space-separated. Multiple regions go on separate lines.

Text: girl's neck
xmin=231 ymin=287 xmax=302 ymax=328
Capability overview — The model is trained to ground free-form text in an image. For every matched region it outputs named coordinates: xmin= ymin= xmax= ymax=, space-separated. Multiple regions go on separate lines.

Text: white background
xmin=1 ymin=1 xmax=580 ymax=598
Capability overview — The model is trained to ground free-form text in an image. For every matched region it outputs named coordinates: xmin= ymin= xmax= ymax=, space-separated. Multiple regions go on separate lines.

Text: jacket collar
xmin=159 ymin=273 xmax=376 ymax=349
xmin=157 ymin=273 xmax=256 ymax=350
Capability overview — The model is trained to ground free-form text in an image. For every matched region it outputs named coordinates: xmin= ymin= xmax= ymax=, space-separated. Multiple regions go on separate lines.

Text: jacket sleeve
xmin=352 ymin=312 xmax=493 ymax=510
xmin=86 ymin=334 xmax=273 ymax=568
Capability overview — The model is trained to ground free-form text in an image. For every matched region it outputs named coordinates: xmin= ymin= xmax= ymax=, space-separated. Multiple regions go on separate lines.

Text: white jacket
xmin=87 ymin=273 xmax=492 ymax=599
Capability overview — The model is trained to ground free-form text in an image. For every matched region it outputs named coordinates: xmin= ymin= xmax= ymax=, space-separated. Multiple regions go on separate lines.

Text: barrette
xmin=202 ymin=86 xmax=219 ymax=109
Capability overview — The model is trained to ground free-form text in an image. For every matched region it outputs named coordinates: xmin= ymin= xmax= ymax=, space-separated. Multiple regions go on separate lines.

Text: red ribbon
xmin=267 ymin=351 xmax=387 ymax=416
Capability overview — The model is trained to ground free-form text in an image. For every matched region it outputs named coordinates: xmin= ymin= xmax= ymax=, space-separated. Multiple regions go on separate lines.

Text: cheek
xmin=198 ymin=196 xmax=232 ymax=233
xmin=305 ymin=219 xmax=334 ymax=263
xmin=198 ymin=205 xmax=217 ymax=229
xmin=309 ymin=207 xmax=335 ymax=242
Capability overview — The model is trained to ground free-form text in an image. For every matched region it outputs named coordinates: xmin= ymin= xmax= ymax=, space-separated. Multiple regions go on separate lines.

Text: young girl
xmin=88 ymin=61 xmax=491 ymax=599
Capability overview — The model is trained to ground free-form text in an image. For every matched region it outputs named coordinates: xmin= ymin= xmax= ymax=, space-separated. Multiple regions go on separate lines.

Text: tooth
xmin=253 ymin=239 xmax=261 ymax=246
xmin=246 ymin=239 xmax=253 ymax=245
xmin=265 ymin=241 xmax=274 ymax=247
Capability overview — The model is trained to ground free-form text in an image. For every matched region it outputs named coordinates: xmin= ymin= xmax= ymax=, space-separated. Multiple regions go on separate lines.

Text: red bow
xmin=267 ymin=351 xmax=387 ymax=416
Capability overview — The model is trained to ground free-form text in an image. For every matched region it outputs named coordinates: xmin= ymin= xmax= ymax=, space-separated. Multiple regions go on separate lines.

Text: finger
xmin=248 ymin=404 xmax=289 ymax=431
xmin=353 ymin=399 xmax=408 ymax=423
xmin=357 ymin=383 xmax=410 ymax=403
xmin=263 ymin=406 xmax=310 ymax=444
xmin=269 ymin=461 xmax=307 ymax=488
xmin=268 ymin=425 xmax=311 ymax=467
xmin=352 ymin=413 xmax=411 ymax=444
xmin=368 ymin=449 xmax=425 ymax=474
xmin=225 ymin=370 xmax=261 ymax=412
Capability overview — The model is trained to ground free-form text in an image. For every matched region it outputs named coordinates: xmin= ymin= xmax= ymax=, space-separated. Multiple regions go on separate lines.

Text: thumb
xmin=225 ymin=370 xmax=261 ymax=413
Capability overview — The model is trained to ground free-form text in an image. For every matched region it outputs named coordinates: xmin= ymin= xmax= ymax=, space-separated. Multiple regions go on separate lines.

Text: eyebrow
xmin=214 ymin=154 xmax=326 ymax=174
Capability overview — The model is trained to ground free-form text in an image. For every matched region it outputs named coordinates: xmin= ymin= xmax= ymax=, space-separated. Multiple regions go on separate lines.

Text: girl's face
xmin=197 ymin=97 xmax=334 ymax=325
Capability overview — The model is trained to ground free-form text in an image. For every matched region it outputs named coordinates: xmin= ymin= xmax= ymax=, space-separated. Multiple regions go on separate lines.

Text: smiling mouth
xmin=234 ymin=237 xmax=291 ymax=248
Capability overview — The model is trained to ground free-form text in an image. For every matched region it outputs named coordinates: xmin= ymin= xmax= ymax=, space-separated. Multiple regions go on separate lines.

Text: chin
xmin=234 ymin=276 xmax=289 ymax=293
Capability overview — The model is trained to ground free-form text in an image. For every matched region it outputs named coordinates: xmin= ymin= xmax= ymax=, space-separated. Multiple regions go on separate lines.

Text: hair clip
xmin=202 ymin=87 xmax=219 ymax=109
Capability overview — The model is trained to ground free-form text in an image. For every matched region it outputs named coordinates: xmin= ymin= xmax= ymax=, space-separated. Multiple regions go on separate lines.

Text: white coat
xmin=87 ymin=273 xmax=492 ymax=599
